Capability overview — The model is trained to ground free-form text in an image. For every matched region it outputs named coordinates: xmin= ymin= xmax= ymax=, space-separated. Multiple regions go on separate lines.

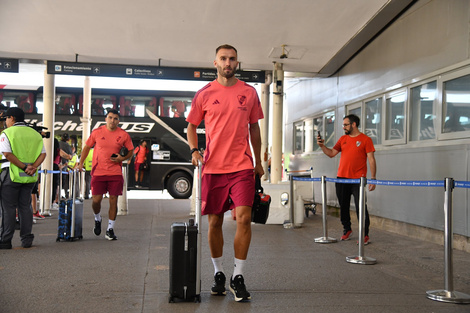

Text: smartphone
xmin=317 ymin=131 xmax=322 ymax=140
xmin=111 ymin=153 xmax=118 ymax=158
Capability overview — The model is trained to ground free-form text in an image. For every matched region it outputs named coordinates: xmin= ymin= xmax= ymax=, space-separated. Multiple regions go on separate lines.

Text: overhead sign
xmin=47 ymin=61 xmax=265 ymax=83
xmin=0 ymin=58 xmax=19 ymax=73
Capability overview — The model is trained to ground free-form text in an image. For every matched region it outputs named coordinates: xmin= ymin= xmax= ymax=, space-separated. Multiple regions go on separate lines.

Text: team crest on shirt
xmin=116 ymin=136 xmax=122 ymax=142
xmin=237 ymin=95 xmax=247 ymax=106
xmin=237 ymin=95 xmax=247 ymax=111
xmin=356 ymin=141 xmax=362 ymax=147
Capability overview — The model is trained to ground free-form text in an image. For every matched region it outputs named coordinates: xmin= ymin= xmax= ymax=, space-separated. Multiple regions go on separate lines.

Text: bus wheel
xmin=167 ymin=172 xmax=192 ymax=199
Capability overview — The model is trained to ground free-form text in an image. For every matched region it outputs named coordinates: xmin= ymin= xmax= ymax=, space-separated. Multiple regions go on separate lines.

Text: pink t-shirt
xmin=186 ymin=79 xmax=263 ymax=174
xmin=86 ymin=125 xmax=134 ymax=176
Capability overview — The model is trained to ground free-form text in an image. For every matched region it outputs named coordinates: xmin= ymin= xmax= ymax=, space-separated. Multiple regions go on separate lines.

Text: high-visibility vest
xmin=84 ymin=148 xmax=93 ymax=171
xmin=68 ymin=154 xmax=78 ymax=168
xmin=3 ymin=125 xmax=43 ymax=183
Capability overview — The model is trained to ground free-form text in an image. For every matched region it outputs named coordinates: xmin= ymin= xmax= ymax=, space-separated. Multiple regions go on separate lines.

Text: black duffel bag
xmin=251 ymin=175 xmax=271 ymax=224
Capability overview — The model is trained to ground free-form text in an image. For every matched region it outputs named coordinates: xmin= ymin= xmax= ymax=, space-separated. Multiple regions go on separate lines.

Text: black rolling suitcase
xmin=57 ymin=170 xmax=83 ymax=242
xmin=169 ymin=163 xmax=202 ymax=303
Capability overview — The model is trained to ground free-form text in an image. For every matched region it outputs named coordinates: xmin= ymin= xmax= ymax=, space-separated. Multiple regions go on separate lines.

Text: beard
xmin=344 ymin=129 xmax=351 ymax=135
xmin=218 ymin=65 xmax=236 ymax=79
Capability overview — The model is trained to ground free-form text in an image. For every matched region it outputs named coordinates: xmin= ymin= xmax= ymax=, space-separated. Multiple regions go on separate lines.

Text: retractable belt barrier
xmin=292 ymin=175 xmax=470 ymax=304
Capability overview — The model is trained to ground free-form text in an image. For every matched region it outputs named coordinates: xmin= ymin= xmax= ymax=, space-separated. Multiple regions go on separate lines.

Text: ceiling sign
xmin=47 ymin=61 xmax=265 ymax=83
xmin=0 ymin=58 xmax=19 ymax=73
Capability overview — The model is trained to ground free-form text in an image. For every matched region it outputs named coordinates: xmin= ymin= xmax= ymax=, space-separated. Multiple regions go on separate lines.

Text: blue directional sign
xmin=47 ymin=61 xmax=265 ymax=83
xmin=0 ymin=58 xmax=19 ymax=73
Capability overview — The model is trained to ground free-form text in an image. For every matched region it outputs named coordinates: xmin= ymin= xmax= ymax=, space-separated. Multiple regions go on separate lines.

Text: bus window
xmin=78 ymin=95 xmax=116 ymax=116
xmin=159 ymin=97 xmax=192 ymax=118
xmin=118 ymin=96 xmax=157 ymax=117
xmin=0 ymin=91 xmax=34 ymax=113
xmin=55 ymin=94 xmax=76 ymax=114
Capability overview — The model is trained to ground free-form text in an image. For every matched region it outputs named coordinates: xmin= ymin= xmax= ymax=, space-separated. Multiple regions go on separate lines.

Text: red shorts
xmin=134 ymin=162 xmax=143 ymax=171
xmin=91 ymin=175 xmax=124 ymax=196
xmin=201 ymin=169 xmax=255 ymax=216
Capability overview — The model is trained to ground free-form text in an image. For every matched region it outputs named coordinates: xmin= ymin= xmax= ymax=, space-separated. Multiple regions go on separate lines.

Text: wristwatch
xmin=190 ymin=148 xmax=199 ymax=155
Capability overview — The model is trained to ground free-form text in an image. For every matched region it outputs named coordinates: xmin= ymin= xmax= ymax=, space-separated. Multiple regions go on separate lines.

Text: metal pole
xmin=71 ymin=170 xmax=76 ymax=237
xmin=346 ymin=177 xmax=376 ymax=265
xmin=117 ymin=162 xmax=128 ymax=216
xmin=315 ymin=176 xmax=337 ymax=243
xmin=195 ymin=161 xmax=202 ymax=296
xmin=283 ymin=173 xmax=294 ymax=229
xmin=426 ymin=177 xmax=470 ymax=303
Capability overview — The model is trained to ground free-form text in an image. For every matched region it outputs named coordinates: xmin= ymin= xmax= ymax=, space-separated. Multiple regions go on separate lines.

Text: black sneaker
xmin=0 ymin=241 xmax=12 ymax=249
xmin=105 ymin=228 xmax=117 ymax=241
xmin=211 ymin=272 xmax=227 ymax=296
xmin=229 ymin=275 xmax=251 ymax=302
xmin=94 ymin=219 xmax=102 ymax=236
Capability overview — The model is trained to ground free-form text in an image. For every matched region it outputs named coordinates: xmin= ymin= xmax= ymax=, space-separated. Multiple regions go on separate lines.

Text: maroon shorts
xmin=201 ymin=169 xmax=255 ymax=216
xmin=134 ymin=162 xmax=143 ymax=171
xmin=91 ymin=175 xmax=124 ymax=196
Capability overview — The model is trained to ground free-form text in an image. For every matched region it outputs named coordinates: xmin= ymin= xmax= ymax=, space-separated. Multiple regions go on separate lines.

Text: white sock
xmin=94 ymin=213 xmax=101 ymax=222
xmin=211 ymin=257 xmax=224 ymax=275
xmin=233 ymin=258 xmax=246 ymax=277
xmin=107 ymin=219 xmax=115 ymax=230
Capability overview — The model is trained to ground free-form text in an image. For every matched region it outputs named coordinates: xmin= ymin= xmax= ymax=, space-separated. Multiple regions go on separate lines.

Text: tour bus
xmin=0 ymin=87 xmax=205 ymax=199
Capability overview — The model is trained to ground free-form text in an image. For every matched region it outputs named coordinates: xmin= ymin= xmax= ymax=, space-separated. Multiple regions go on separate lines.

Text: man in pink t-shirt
xmin=187 ymin=44 xmax=264 ymax=302
xmin=78 ymin=110 xmax=134 ymax=241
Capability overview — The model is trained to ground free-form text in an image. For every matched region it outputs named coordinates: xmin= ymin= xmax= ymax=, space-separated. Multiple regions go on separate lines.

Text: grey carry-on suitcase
xmin=169 ymin=163 xmax=202 ymax=303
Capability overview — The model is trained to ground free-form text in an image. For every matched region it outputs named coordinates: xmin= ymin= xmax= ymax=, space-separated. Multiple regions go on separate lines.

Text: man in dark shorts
xmin=186 ymin=44 xmax=264 ymax=302
xmin=78 ymin=110 xmax=133 ymax=241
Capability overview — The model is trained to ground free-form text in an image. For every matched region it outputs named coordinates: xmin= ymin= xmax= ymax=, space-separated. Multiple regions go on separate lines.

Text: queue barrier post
xmin=314 ymin=175 xmax=337 ymax=244
xmin=284 ymin=169 xmax=311 ymax=229
xmin=117 ymin=161 xmax=129 ymax=216
xmin=39 ymin=169 xmax=51 ymax=217
xmin=346 ymin=177 xmax=377 ymax=265
xmin=426 ymin=177 xmax=470 ymax=304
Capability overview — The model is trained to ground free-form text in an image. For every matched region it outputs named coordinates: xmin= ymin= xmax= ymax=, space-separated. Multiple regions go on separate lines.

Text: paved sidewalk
xmin=0 ymin=198 xmax=469 ymax=313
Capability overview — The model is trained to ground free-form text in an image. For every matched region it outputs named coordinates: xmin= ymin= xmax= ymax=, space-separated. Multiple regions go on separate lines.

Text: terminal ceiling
xmin=0 ymin=0 xmax=416 ymax=78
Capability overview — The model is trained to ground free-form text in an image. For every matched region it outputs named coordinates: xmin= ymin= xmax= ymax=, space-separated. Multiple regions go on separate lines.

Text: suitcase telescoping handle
xmin=195 ymin=160 xmax=202 ymax=296
xmin=71 ymin=169 xmax=78 ymax=238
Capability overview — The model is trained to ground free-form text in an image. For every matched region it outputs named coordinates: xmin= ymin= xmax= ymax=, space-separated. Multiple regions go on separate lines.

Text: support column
xmin=260 ymin=72 xmax=272 ymax=181
xmin=271 ymin=62 xmax=284 ymax=184
xmin=80 ymin=77 xmax=92 ymax=198
xmin=39 ymin=67 xmax=55 ymax=216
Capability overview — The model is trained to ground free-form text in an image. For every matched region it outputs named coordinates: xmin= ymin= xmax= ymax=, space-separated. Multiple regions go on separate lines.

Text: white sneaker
xmin=51 ymin=203 xmax=59 ymax=210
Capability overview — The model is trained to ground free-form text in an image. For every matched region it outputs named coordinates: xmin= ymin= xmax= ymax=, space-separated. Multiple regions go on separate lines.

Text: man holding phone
xmin=78 ymin=109 xmax=134 ymax=241
xmin=317 ymin=114 xmax=376 ymax=244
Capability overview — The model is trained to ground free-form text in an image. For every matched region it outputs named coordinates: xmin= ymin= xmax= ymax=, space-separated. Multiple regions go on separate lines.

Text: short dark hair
xmin=344 ymin=114 xmax=360 ymax=128
xmin=216 ymin=44 xmax=237 ymax=56
xmin=106 ymin=109 xmax=120 ymax=117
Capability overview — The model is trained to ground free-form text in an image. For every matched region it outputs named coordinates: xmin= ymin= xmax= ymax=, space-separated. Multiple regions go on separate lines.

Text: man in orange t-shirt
xmin=186 ymin=44 xmax=263 ymax=302
xmin=133 ymin=140 xmax=149 ymax=188
xmin=78 ymin=109 xmax=134 ymax=241
xmin=317 ymin=114 xmax=377 ymax=244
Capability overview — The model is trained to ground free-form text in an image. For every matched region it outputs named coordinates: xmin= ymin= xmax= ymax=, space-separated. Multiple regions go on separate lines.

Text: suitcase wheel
xmin=194 ymin=295 xmax=201 ymax=303
xmin=168 ymin=295 xmax=175 ymax=303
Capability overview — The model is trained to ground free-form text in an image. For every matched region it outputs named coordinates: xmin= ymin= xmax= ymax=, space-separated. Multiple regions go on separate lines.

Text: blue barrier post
xmin=314 ymin=176 xmax=337 ymax=244
xmin=346 ymin=177 xmax=377 ymax=265
xmin=426 ymin=177 xmax=470 ymax=303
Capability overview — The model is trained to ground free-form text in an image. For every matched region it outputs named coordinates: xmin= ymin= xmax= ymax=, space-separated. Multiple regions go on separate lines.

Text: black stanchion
xmin=346 ymin=177 xmax=377 ymax=265
xmin=426 ymin=177 xmax=470 ymax=304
